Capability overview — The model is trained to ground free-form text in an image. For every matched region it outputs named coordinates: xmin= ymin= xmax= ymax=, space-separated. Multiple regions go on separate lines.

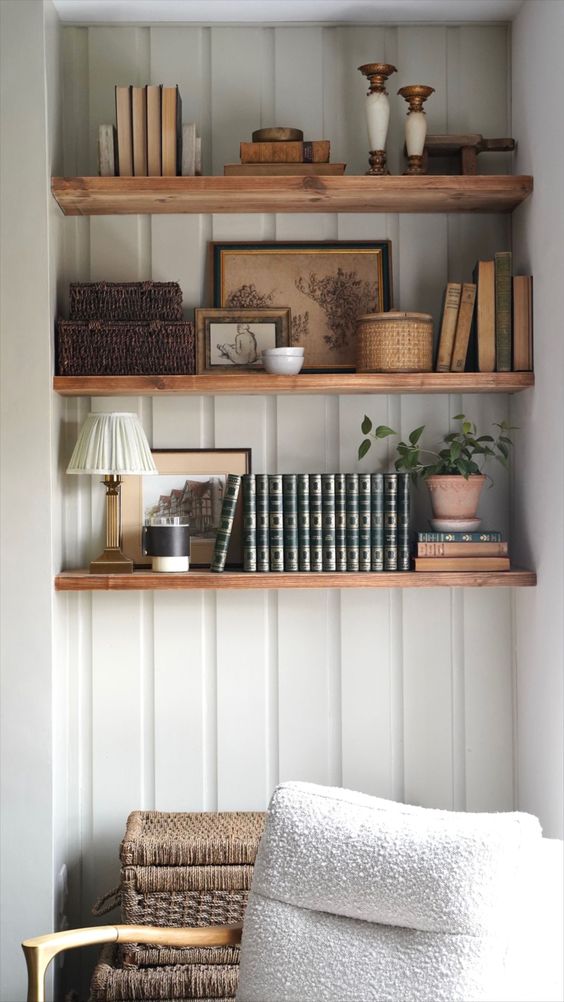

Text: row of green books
xmin=212 ymin=472 xmax=411 ymax=574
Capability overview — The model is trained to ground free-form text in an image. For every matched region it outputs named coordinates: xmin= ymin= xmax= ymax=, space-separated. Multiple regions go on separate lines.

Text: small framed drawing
xmin=210 ymin=240 xmax=393 ymax=371
xmin=121 ymin=448 xmax=251 ymax=567
xmin=195 ymin=307 xmax=291 ymax=373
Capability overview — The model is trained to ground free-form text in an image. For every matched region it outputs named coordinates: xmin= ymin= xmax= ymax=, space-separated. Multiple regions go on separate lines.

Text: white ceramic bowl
xmin=262 ymin=354 xmax=304 ymax=375
xmin=262 ymin=346 xmax=304 ymax=356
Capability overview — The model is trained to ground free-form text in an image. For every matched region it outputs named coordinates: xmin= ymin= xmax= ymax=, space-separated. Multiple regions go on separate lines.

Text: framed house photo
xmin=121 ymin=448 xmax=251 ymax=567
xmin=211 ymin=240 xmax=392 ymax=371
xmin=195 ymin=307 xmax=291 ymax=373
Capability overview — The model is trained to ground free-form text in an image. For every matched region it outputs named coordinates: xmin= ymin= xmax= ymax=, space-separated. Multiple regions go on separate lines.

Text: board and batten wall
xmin=57 ymin=22 xmax=516 ymax=945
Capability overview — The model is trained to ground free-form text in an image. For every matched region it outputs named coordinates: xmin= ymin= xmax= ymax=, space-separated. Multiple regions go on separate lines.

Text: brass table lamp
xmin=66 ymin=411 xmax=157 ymax=573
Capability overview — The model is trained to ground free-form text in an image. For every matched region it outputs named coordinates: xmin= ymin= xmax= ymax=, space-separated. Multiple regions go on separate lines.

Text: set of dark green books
xmin=241 ymin=472 xmax=411 ymax=573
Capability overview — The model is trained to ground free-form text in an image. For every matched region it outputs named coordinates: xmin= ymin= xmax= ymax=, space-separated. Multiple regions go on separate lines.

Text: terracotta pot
xmin=425 ymin=474 xmax=486 ymax=520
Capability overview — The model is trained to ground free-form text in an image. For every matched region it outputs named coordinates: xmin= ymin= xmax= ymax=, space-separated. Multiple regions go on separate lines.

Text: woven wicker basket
xmin=121 ymin=812 xmax=265 ymax=867
xmin=90 ymin=945 xmax=237 ymax=1000
xmin=356 ymin=311 xmax=433 ymax=373
xmin=69 ymin=282 xmax=183 ymax=321
xmin=56 ymin=320 xmax=195 ymax=376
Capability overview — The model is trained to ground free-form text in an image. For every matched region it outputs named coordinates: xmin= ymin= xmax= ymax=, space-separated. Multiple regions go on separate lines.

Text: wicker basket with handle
xmin=355 ymin=311 xmax=433 ymax=373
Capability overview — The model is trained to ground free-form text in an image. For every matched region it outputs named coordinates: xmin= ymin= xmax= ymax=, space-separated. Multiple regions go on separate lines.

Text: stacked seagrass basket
xmin=90 ymin=810 xmax=266 ymax=1002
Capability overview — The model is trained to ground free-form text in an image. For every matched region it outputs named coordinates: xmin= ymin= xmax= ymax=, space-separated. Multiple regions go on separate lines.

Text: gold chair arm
xmin=22 ymin=922 xmax=243 ymax=1002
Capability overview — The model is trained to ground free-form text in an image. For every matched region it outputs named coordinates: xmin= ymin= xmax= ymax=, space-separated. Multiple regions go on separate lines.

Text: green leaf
xmin=452 ymin=413 xmax=465 ymax=421
xmin=361 ymin=415 xmax=372 ymax=435
xmin=463 ymin=421 xmax=472 ymax=435
xmin=408 ymin=425 xmax=425 ymax=445
xmin=375 ymin=424 xmax=396 ymax=439
xmin=477 ymin=435 xmax=494 ymax=442
xmin=451 ymin=441 xmax=461 ymax=460
xmin=497 ymin=441 xmax=509 ymax=459
xmin=358 ymin=439 xmax=372 ymax=460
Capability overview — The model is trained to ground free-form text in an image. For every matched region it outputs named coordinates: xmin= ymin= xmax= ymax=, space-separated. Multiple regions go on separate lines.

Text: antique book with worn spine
xmin=146 ymin=84 xmax=162 ymax=176
xmin=495 ymin=251 xmax=512 ymax=371
xmin=309 ymin=474 xmax=323 ymax=573
xmin=417 ymin=530 xmax=503 ymax=542
xmin=450 ymin=283 xmax=477 ymax=372
xmin=358 ymin=473 xmax=371 ymax=572
xmin=335 ymin=474 xmax=347 ymax=572
xmin=283 ymin=474 xmax=298 ymax=572
xmin=162 ymin=84 xmax=182 ymax=176
xmin=435 ymin=283 xmax=462 ymax=371
xmin=240 ymin=140 xmax=330 ymax=163
xmin=384 ymin=473 xmax=398 ymax=571
xmin=321 ymin=474 xmax=336 ymax=572
xmin=268 ymin=475 xmax=284 ymax=572
xmin=397 ymin=473 xmax=411 ymax=571
xmin=115 ymin=85 xmax=133 ymax=177
xmin=297 ymin=474 xmax=310 ymax=572
xmin=474 ymin=260 xmax=496 ymax=372
xmin=210 ymin=474 xmax=242 ymax=573
xmin=415 ymin=556 xmax=510 ymax=571
xmin=256 ymin=474 xmax=269 ymax=572
xmin=132 ymin=86 xmax=148 ymax=177
xmin=417 ymin=541 xmax=508 ymax=557
xmin=345 ymin=474 xmax=359 ymax=572
xmin=513 ymin=274 xmax=533 ymax=371
xmin=242 ymin=474 xmax=256 ymax=572
xmin=224 ymin=163 xmax=345 ymax=176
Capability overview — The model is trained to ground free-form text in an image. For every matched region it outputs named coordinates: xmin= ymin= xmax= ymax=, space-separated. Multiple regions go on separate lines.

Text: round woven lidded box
xmin=356 ymin=311 xmax=433 ymax=373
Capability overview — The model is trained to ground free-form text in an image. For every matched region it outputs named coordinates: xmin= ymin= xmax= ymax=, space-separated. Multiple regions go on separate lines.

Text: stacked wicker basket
xmin=90 ymin=810 xmax=266 ymax=1002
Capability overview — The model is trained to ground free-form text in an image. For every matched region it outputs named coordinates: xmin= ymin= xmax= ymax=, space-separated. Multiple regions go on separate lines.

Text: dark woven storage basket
xmin=120 ymin=943 xmax=240 ymax=971
xmin=69 ymin=282 xmax=183 ymax=321
xmin=90 ymin=945 xmax=237 ymax=1001
xmin=121 ymin=886 xmax=249 ymax=929
xmin=56 ymin=320 xmax=195 ymax=375
xmin=121 ymin=812 xmax=266 ymax=867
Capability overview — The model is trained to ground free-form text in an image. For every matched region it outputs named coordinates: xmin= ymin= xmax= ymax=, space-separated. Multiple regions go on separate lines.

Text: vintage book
xmin=309 ymin=474 xmax=323 ymax=573
xmin=414 ymin=556 xmax=510 ymax=571
xmin=195 ymin=136 xmax=202 ymax=175
xmin=240 ymin=140 xmax=330 ymax=163
xmin=417 ymin=530 xmax=503 ymax=542
xmin=224 ymin=163 xmax=346 ymax=176
xmin=384 ymin=473 xmax=398 ymax=571
xmin=474 ymin=260 xmax=495 ymax=372
xmin=210 ymin=474 xmax=241 ymax=572
xmin=282 ymin=474 xmax=298 ymax=572
xmin=495 ymin=251 xmax=513 ymax=371
xmin=397 ymin=473 xmax=411 ymax=571
xmin=242 ymin=474 xmax=256 ymax=572
xmin=162 ymin=84 xmax=182 ymax=177
xmin=131 ymin=86 xmax=148 ymax=177
xmin=358 ymin=473 xmax=371 ymax=572
xmin=513 ymin=275 xmax=533 ymax=371
xmin=146 ymin=84 xmax=162 ymax=176
xmin=435 ymin=283 xmax=462 ymax=371
xmin=297 ymin=473 xmax=310 ymax=572
xmin=450 ymin=283 xmax=477 ymax=372
xmin=345 ymin=474 xmax=359 ymax=572
xmin=321 ymin=474 xmax=336 ymax=572
xmin=335 ymin=474 xmax=347 ymax=572
xmin=417 ymin=541 xmax=509 ymax=557
xmin=182 ymin=122 xmax=197 ymax=177
xmin=268 ymin=474 xmax=284 ymax=572
xmin=98 ymin=124 xmax=117 ymax=177
xmin=115 ymin=85 xmax=133 ymax=177
xmin=370 ymin=473 xmax=384 ymax=572
xmin=256 ymin=474 xmax=269 ymax=572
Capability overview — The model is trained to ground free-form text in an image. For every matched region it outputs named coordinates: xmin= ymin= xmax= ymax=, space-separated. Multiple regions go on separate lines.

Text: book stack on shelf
xmin=224 ymin=127 xmax=345 ymax=176
xmin=435 ymin=252 xmax=533 ymax=374
xmin=98 ymin=84 xmax=201 ymax=178
xmin=414 ymin=530 xmax=510 ymax=572
xmin=211 ymin=472 xmax=412 ymax=573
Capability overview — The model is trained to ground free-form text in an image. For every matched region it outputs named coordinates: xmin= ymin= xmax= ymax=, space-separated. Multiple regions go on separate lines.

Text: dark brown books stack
xmin=225 ymin=130 xmax=345 ymax=176
xmin=414 ymin=530 xmax=510 ymax=571
xmin=100 ymin=85 xmax=199 ymax=178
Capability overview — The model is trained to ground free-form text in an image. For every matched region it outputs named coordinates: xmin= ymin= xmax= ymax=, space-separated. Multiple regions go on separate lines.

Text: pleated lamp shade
xmin=67 ymin=412 xmax=157 ymax=475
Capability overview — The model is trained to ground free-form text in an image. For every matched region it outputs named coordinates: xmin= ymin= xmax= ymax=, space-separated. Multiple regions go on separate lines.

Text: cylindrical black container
xmin=142 ymin=518 xmax=190 ymax=572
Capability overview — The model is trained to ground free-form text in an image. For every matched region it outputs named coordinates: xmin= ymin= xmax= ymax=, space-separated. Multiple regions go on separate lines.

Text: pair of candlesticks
xmin=359 ymin=63 xmax=434 ymax=175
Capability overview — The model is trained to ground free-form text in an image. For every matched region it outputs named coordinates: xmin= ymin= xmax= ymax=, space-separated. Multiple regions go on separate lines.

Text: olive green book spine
xmin=242 ymin=474 xmax=256 ymax=572
xmin=358 ymin=473 xmax=371 ymax=571
xmin=370 ymin=473 xmax=384 ymax=572
xmin=309 ymin=474 xmax=323 ymax=572
xmin=210 ymin=474 xmax=242 ymax=572
xmin=297 ymin=473 xmax=310 ymax=572
xmin=283 ymin=474 xmax=298 ymax=572
xmin=384 ymin=473 xmax=398 ymax=571
xmin=256 ymin=474 xmax=269 ymax=571
xmin=321 ymin=474 xmax=336 ymax=572
xmin=495 ymin=251 xmax=512 ymax=371
xmin=345 ymin=473 xmax=359 ymax=571
xmin=397 ymin=473 xmax=411 ymax=571
xmin=269 ymin=474 xmax=284 ymax=571
xmin=335 ymin=474 xmax=347 ymax=572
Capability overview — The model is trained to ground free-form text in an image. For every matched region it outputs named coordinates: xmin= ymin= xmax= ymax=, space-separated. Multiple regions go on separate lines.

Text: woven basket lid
xmin=121 ymin=811 xmax=266 ymax=866
xmin=357 ymin=311 xmax=433 ymax=321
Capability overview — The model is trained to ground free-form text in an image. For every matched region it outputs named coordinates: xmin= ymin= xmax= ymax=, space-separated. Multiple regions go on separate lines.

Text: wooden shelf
xmin=53 ymin=372 xmax=534 ymax=397
xmin=51 ymin=175 xmax=533 ymax=216
xmin=55 ymin=569 xmax=536 ymax=591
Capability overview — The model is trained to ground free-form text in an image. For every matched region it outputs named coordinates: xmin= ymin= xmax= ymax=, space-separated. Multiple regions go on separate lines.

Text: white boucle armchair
xmin=23 ymin=782 xmax=563 ymax=1002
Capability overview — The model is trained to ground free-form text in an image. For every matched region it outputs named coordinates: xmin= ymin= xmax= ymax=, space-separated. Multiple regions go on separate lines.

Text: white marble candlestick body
xmin=366 ymin=89 xmax=391 ymax=152
xmin=405 ymin=109 xmax=427 ymax=157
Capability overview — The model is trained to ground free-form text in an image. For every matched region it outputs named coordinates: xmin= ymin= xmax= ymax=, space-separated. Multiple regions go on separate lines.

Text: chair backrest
xmin=236 ymin=782 xmax=558 ymax=1002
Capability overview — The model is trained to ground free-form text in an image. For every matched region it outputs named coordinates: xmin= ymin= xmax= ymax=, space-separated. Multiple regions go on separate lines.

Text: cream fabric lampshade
xmin=67 ymin=412 xmax=157 ymax=475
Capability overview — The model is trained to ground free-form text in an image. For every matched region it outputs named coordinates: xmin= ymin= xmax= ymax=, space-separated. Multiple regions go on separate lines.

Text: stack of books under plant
xmin=224 ymin=126 xmax=346 ymax=176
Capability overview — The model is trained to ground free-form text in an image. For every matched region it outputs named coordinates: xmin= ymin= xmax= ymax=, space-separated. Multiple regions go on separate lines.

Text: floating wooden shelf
xmin=53 ymin=372 xmax=534 ymax=397
xmin=55 ymin=569 xmax=536 ymax=591
xmin=51 ymin=175 xmax=533 ymax=216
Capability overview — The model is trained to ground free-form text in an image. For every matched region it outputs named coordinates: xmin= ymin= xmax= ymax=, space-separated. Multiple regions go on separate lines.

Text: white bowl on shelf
xmin=262 ymin=346 xmax=304 ymax=356
xmin=262 ymin=351 xmax=304 ymax=375
xmin=430 ymin=517 xmax=482 ymax=532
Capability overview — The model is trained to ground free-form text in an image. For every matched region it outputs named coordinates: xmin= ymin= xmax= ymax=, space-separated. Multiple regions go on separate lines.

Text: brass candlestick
xmin=397 ymin=85 xmax=435 ymax=175
xmin=358 ymin=63 xmax=397 ymax=175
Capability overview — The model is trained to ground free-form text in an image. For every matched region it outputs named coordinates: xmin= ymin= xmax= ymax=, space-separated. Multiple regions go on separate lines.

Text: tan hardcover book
xmin=417 ymin=542 xmax=509 ymax=557
xmin=436 ymin=283 xmax=462 ymax=371
xmin=146 ymin=84 xmax=162 ymax=176
xmin=224 ymin=163 xmax=346 ymax=176
xmin=240 ymin=140 xmax=330 ymax=164
xmin=131 ymin=86 xmax=148 ymax=177
xmin=115 ymin=85 xmax=133 ymax=176
xmin=474 ymin=259 xmax=495 ymax=372
xmin=97 ymin=124 xmax=116 ymax=176
xmin=415 ymin=556 xmax=510 ymax=571
xmin=450 ymin=283 xmax=477 ymax=372
xmin=513 ymin=275 xmax=533 ymax=371
xmin=162 ymin=85 xmax=182 ymax=177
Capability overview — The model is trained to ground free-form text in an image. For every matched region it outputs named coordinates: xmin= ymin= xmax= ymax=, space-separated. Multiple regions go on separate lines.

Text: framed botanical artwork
xmin=121 ymin=448 xmax=251 ymax=567
xmin=195 ymin=307 xmax=291 ymax=373
xmin=211 ymin=240 xmax=393 ymax=371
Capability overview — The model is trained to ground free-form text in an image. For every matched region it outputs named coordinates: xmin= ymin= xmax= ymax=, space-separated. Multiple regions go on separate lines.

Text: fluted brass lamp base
xmin=89 ymin=474 xmax=134 ymax=574
xmin=90 ymin=547 xmax=133 ymax=574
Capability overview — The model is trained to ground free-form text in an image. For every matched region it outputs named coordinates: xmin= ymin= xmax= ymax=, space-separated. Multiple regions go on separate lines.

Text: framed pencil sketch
xmin=195 ymin=307 xmax=291 ymax=373
xmin=121 ymin=448 xmax=251 ymax=567
xmin=211 ymin=240 xmax=392 ymax=371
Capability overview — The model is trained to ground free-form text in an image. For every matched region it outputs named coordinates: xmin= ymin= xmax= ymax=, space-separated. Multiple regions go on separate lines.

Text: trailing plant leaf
xmin=358 ymin=439 xmax=372 ymax=460
xmin=361 ymin=415 xmax=372 ymax=435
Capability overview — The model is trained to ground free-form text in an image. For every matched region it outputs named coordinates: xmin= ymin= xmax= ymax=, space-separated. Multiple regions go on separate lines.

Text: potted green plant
xmin=358 ymin=414 xmax=514 ymax=521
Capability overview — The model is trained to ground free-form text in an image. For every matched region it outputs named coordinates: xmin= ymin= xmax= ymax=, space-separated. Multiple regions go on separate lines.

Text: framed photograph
xmin=195 ymin=307 xmax=291 ymax=373
xmin=121 ymin=448 xmax=251 ymax=567
xmin=211 ymin=240 xmax=392 ymax=371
